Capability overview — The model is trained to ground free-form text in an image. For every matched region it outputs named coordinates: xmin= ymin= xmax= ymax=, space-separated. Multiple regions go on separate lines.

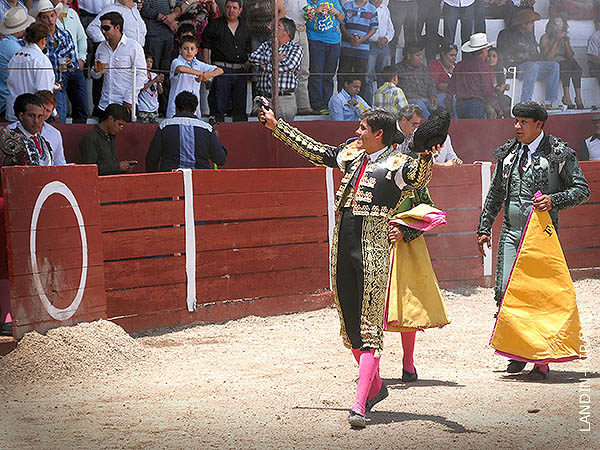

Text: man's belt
xmin=213 ymin=61 xmax=244 ymax=69
xmin=260 ymin=89 xmax=295 ymax=97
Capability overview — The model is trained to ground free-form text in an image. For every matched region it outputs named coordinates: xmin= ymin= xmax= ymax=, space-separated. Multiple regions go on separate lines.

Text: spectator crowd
xmin=0 ymin=0 xmax=600 ymax=127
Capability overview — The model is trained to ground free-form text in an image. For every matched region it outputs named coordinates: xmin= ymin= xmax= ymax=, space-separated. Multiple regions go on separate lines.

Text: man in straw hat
xmin=497 ymin=8 xmax=560 ymax=108
xmin=446 ymin=32 xmax=503 ymax=119
xmin=35 ymin=0 xmax=88 ymax=123
xmin=0 ymin=7 xmax=34 ymax=119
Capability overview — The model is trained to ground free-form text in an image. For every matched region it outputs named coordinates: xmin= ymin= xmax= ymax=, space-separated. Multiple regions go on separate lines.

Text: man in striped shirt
xmin=338 ymin=0 xmax=378 ymax=100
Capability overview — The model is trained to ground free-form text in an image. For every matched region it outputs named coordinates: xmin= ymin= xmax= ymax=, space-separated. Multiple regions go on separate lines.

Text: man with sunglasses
xmin=91 ymin=11 xmax=145 ymax=116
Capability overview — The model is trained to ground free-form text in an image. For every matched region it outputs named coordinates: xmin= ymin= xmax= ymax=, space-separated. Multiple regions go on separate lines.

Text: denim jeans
xmin=56 ymin=68 xmax=88 ymax=123
xmin=308 ymin=39 xmax=340 ymax=111
xmin=365 ymin=42 xmax=391 ymax=105
xmin=456 ymin=98 xmax=485 ymax=119
xmin=518 ymin=61 xmax=560 ymax=103
xmin=442 ymin=3 xmax=475 ymax=47
xmin=211 ymin=67 xmax=248 ymax=122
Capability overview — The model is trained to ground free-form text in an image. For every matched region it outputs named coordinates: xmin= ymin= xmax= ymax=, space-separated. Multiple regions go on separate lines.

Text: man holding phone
xmin=80 ymin=103 xmax=138 ymax=175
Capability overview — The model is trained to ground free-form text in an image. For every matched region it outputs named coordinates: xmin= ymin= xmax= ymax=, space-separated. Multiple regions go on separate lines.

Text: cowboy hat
xmin=0 ymin=7 xmax=35 ymax=35
xmin=31 ymin=0 xmax=62 ymax=18
xmin=512 ymin=8 xmax=541 ymax=27
xmin=461 ymin=33 xmax=495 ymax=53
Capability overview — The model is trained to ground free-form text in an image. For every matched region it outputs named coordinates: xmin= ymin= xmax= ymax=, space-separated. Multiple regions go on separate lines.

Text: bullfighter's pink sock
xmin=352 ymin=350 xmax=380 ymax=415
xmin=401 ymin=331 xmax=416 ymax=373
xmin=351 ymin=348 xmax=382 ymax=400
xmin=534 ymin=363 xmax=549 ymax=372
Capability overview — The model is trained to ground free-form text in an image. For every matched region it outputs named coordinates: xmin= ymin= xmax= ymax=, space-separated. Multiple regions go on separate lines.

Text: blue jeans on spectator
xmin=442 ymin=3 xmax=475 ymax=47
xmin=308 ymin=39 xmax=340 ymax=112
xmin=56 ymin=68 xmax=88 ymax=123
xmin=438 ymin=92 xmax=458 ymax=119
xmin=518 ymin=60 xmax=560 ymax=103
xmin=456 ymin=98 xmax=485 ymax=119
xmin=365 ymin=42 xmax=391 ymax=105
xmin=408 ymin=98 xmax=432 ymax=118
xmin=212 ymin=67 xmax=248 ymax=122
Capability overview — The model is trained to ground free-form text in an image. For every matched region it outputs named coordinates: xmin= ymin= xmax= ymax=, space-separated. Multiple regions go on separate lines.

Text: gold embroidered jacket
xmin=273 ymin=119 xmax=433 ymax=217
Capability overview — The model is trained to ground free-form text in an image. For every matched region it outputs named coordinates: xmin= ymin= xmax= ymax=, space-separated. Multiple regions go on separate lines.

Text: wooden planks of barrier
xmin=2 ymin=165 xmax=107 ymax=339
xmin=100 ymin=168 xmax=333 ymax=331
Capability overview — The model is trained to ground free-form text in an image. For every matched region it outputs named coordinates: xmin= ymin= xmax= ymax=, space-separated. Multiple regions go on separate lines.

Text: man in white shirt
xmin=365 ymin=0 xmax=394 ymax=105
xmin=580 ymin=113 xmax=600 ymax=161
xmin=91 ymin=11 xmax=146 ymax=115
xmin=9 ymin=93 xmax=56 ymax=166
xmin=87 ymin=0 xmax=146 ymax=47
xmin=283 ymin=0 xmax=311 ymax=115
xmin=433 ymin=135 xmax=462 ymax=166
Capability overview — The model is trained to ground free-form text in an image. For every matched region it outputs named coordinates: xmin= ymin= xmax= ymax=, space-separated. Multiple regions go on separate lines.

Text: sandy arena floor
xmin=0 ymin=279 xmax=598 ymax=449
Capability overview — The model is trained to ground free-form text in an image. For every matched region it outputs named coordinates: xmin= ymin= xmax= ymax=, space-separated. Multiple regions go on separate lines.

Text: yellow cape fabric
xmin=385 ymin=235 xmax=450 ymax=332
xmin=490 ymin=209 xmax=586 ymax=362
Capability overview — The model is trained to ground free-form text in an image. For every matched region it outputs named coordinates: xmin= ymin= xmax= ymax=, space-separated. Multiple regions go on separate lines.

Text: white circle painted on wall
xmin=29 ymin=181 xmax=88 ymax=321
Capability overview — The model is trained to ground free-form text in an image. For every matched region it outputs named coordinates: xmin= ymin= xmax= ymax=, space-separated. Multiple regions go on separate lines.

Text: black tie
xmin=518 ymin=145 xmax=529 ymax=175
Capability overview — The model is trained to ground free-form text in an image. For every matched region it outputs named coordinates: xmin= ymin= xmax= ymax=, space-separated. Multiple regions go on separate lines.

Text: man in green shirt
xmin=79 ymin=103 xmax=137 ymax=175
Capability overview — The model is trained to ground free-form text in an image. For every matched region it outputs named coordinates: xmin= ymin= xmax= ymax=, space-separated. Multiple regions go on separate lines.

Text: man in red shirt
xmin=445 ymin=33 xmax=503 ymax=119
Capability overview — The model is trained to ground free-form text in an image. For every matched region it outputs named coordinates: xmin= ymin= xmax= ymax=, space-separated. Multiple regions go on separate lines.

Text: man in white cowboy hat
xmin=0 ymin=7 xmax=34 ymax=118
xmin=497 ymin=8 xmax=560 ymax=108
xmin=35 ymin=0 xmax=89 ymax=123
xmin=446 ymin=32 xmax=503 ymax=119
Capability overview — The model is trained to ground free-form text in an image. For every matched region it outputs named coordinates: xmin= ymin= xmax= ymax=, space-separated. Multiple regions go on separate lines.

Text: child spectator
xmin=167 ymin=35 xmax=223 ymax=118
xmin=485 ymin=46 xmax=512 ymax=118
xmin=137 ymin=51 xmax=164 ymax=123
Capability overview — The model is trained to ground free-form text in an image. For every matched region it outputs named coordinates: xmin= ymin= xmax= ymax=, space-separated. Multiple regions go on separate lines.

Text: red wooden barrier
xmin=2 ymin=165 xmax=107 ymax=339
xmin=1 ymin=162 xmax=598 ymax=341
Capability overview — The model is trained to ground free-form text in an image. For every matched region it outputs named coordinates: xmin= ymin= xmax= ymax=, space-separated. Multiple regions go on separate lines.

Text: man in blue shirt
xmin=0 ymin=7 xmax=32 ymax=118
xmin=338 ymin=0 xmax=378 ymax=100
xmin=329 ymin=75 xmax=370 ymax=121
xmin=146 ymin=91 xmax=227 ymax=172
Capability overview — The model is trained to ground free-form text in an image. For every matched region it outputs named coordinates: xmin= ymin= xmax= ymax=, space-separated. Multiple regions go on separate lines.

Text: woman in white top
xmin=6 ymin=22 xmax=58 ymax=121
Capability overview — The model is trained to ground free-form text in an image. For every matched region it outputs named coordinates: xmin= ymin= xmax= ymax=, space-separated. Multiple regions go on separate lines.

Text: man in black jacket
xmin=146 ymin=91 xmax=227 ymax=172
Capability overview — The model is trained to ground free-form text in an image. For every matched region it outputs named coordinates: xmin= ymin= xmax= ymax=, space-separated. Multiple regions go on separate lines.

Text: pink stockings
xmin=351 ymin=349 xmax=382 ymax=415
xmin=401 ymin=331 xmax=416 ymax=373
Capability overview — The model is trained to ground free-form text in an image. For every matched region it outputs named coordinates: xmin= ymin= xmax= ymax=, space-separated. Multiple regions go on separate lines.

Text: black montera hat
xmin=412 ymin=110 xmax=451 ymax=153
